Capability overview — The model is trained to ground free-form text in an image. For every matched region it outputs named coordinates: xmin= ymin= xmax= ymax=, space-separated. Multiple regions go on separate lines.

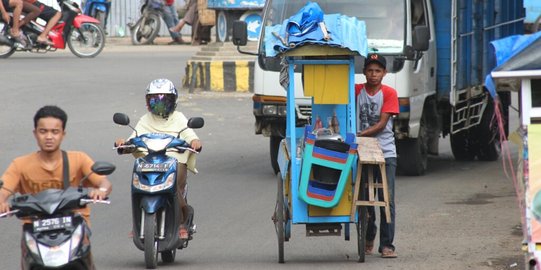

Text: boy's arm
xmin=357 ymin=112 xmax=393 ymax=137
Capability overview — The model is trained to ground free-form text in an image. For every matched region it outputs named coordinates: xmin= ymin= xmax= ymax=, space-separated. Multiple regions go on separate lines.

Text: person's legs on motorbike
xmin=1 ymin=0 xmax=23 ymax=39
xmin=162 ymin=4 xmax=184 ymax=44
xmin=33 ymin=1 xmax=59 ymax=46
xmin=176 ymin=163 xmax=189 ymax=240
xmin=20 ymin=1 xmax=40 ymax=27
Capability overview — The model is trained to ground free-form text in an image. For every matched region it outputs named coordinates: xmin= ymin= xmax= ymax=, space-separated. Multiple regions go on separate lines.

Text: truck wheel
xmin=475 ymin=96 xmax=500 ymax=161
xmin=397 ymin=137 xmax=427 ymax=176
xmin=216 ymin=11 xmax=230 ymax=42
xmin=397 ymin=119 xmax=428 ymax=176
xmin=450 ymin=131 xmax=476 ymax=161
xmin=270 ymin=136 xmax=282 ymax=175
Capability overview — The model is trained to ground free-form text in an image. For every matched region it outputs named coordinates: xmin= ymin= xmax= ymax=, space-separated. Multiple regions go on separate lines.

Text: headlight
xmin=142 ymin=137 xmax=173 ymax=152
xmin=277 ymin=105 xmax=287 ymax=116
xmin=37 ymin=225 xmax=83 ymax=267
xmin=24 ymin=232 xmax=40 ymax=257
xmin=262 ymin=105 xmax=278 ymax=116
xmin=132 ymin=173 xmax=175 ymax=193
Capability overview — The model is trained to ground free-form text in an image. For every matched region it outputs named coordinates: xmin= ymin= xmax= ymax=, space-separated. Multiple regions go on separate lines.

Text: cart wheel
xmin=356 ymin=206 xmax=368 ymax=263
xmin=274 ymin=172 xmax=285 ymax=263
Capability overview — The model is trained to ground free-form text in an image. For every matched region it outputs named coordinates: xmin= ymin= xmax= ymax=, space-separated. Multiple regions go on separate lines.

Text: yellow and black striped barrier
xmin=183 ymin=60 xmax=255 ymax=92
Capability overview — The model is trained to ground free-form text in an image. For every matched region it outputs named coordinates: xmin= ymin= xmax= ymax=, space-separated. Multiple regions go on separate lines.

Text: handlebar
xmin=80 ymin=199 xmax=111 ymax=205
xmin=0 ymin=209 xmax=19 ymax=218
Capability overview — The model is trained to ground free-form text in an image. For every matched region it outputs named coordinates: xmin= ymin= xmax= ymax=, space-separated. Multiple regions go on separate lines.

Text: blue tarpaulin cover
xmin=486 ymin=31 xmax=541 ymax=97
xmin=264 ymin=2 xmax=368 ymax=57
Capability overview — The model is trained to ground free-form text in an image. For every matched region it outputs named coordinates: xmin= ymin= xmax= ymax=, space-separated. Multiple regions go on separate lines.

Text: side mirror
xmin=232 ymin=20 xmax=248 ymax=46
xmin=187 ymin=117 xmax=205 ymax=129
xmin=412 ymin=25 xmax=429 ymax=51
xmin=91 ymin=162 xmax=116 ymax=176
xmin=113 ymin=113 xmax=130 ymax=126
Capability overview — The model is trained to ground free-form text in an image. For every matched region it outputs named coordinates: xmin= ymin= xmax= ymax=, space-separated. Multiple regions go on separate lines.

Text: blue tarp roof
xmin=486 ymin=31 xmax=541 ymax=97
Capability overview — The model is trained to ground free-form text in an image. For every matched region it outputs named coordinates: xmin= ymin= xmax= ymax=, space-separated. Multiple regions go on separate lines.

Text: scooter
xmin=82 ymin=0 xmax=112 ymax=31
xmin=128 ymin=0 xmax=163 ymax=45
xmin=0 ymin=162 xmax=115 ymax=270
xmin=0 ymin=0 xmax=106 ymax=58
xmin=113 ymin=112 xmax=204 ymax=269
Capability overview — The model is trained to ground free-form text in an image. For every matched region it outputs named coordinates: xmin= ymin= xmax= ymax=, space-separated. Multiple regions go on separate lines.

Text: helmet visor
xmin=147 ymin=94 xmax=176 ymax=117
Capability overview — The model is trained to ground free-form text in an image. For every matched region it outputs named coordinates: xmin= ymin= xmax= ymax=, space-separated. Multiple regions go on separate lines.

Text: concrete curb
xmin=182 ymin=60 xmax=255 ymax=93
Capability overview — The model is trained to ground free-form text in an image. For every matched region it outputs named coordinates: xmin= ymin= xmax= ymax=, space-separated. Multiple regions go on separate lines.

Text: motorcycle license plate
xmin=138 ymin=163 xmax=172 ymax=172
xmin=33 ymin=216 xmax=73 ymax=232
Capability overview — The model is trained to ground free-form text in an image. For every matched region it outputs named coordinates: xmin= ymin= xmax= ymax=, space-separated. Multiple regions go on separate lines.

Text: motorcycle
xmin=0 ymin=0 xmax=106 ymax=58
xmin=82 ymin=0 xmax=112 ymax=32
xmin=128 ymin=0 xmax=163 ymax=45
xmin=112 ymin=112 xmax=204 ymax=269
xmin=0 ymin=162 xmax=115 ymax=270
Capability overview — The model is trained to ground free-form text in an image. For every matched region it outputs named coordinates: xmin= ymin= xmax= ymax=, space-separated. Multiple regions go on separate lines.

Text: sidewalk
xmin=105 ymin=36 xmax=197 ymax=46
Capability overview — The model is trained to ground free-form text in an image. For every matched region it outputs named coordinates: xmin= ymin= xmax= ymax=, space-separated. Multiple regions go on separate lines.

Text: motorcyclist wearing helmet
xmin=115 ymin=78 xmax=202 ymax=240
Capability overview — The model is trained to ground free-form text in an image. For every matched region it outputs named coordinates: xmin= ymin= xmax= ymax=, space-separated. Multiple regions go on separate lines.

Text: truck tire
xmin=450 ymin=131 xmax=476 ymax=161
xmin=216 ymin=11 xmax=230 ymax=42
xmin=475 ymin=96 xmax=501 ymax=161
xmin=397 ymin=138 xmax=427 ymax=176
xmin=270 ymin=135 xmax=282 ymax=175
xmin=397 ymin=119 xmax=428 ymax=176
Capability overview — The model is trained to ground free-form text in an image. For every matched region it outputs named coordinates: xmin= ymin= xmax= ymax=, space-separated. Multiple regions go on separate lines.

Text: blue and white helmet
xmin=145 ymin=78 xmax=178 ymax=118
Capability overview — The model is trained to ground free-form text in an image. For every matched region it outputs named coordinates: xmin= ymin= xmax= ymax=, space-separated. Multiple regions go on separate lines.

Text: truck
xmin=233 ymin=0 xmax=524 ymax=176
xmin=206 ymin=0 xmax=265 ymax=42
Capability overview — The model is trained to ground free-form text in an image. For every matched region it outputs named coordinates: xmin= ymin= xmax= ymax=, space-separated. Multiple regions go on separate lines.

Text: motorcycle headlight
xmin=24 ymin=231 xmax=40 ymax=257
xmin=37 ymin=225 xmax=82 ymax=267
xmin=132 ymin=173 xmax=175 ymax=193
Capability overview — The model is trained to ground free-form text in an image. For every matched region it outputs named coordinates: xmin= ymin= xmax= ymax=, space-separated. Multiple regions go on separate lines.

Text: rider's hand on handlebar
xmin=0 ymin=201 xmax=10 ymax=214
xmin=88 ymin=188 xmax=108 ymax=202
xmin=114 ymin=138 xmax=126 ymax=147
xmin=190 ymin=139 xmax=202 ymax=152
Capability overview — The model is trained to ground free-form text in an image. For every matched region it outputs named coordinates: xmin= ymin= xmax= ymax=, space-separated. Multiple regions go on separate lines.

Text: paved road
xmin=0 ymin=42 xmax=525 ymax=270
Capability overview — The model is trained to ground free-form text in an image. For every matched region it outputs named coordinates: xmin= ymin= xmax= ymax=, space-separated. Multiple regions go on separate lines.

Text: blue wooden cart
xmin=273 ymin=45 xmax=370 ymax=263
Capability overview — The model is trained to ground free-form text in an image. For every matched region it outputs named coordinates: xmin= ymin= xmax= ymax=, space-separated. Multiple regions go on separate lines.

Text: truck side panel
xmin=431 ymin=0 xmax=523 ymax=100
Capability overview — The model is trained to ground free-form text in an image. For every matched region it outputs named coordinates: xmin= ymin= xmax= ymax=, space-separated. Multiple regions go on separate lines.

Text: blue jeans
xmin=162 ymin=5 xmax=181 ymax=40
xmin=363 ymin=157 xmax=396 ymax=252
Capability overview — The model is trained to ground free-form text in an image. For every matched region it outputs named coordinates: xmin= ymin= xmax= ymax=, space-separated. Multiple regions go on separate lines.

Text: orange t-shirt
xmin=1 ymin=151 xmax=106 ymax=225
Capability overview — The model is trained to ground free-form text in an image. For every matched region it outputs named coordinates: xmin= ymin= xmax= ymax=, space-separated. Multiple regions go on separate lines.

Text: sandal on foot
xmin=179 ymin=227 xmax=189 ymax=240
xmin=365 ymin=240 xmax=374 ymax=255
xmin=381 ymin=247 xmax=397 ymax=258
xmin=37 ymin=38 xmax=54 ymax=46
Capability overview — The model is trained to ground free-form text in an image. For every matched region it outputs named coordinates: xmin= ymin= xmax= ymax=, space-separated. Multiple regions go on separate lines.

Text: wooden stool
xmin=350 ymin=137 xmax=391 ymax=222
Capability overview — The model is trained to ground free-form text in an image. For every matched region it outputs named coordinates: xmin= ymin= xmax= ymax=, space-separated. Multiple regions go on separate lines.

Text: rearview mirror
xmin=91 ymin=162 xmax=116 ymax=176
xmin=187 ymin=117 xmax=204 ymax=129
xmin=113 ymin=113 xmax=130 ymax=126
xmin=413 ymin=25 xmax=429 ymax=51
xmin=232 ymin=20 xmax=248 ymax=46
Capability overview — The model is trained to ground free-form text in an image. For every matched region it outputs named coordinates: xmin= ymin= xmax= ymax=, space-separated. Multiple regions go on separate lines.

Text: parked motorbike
xmin=112 ymin=112 xmax=204 ymax=269
xmin=128 ymin=0 xmax=163 ymax=45
xmin=0 ymin=0 xmax=106 ymax=58
xmin=82 ymin=0 xmax=112 ymax=31
xmin=0 ymin=162 xmax=115 ymax=270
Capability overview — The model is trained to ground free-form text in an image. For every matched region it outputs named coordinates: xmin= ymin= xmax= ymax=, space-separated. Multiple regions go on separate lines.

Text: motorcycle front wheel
xmin=144 ymin=212 xmax=158 ymax=269
xmin=67 ymin=23 xmax=105 ymax=58
xmin=0 ymin=43 xmax=15 ymax=58
xmin=131 ymin=12 xmax=161 ymax=45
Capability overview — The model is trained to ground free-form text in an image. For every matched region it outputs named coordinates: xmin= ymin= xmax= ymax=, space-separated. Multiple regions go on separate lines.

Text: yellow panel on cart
xmin=303 ymin=64 xmax=349 ymax=104
xmin=308 ymin=174 xmax=353 ymax=217
xmin=529 ymin=124 xmax=541 ymax=243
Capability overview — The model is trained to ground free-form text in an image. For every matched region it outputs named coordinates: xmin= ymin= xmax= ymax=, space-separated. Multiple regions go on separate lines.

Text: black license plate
xmin=33 ymin=216 xmax=73 ymax=232
xmin=138 ymin=163 xmax=172 ymax=172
